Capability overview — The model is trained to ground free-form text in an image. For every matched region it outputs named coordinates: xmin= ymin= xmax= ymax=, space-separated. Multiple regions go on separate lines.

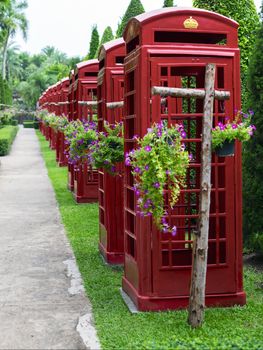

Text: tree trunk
xmin=1 ymin=31 xmax=10 ymax=80
xmin=188 ymin=63 xmax=216 ymax=328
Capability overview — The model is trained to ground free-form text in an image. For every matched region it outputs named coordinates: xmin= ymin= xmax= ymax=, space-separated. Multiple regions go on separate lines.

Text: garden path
xmin=0 ymin=127 xmax=100 ymax=349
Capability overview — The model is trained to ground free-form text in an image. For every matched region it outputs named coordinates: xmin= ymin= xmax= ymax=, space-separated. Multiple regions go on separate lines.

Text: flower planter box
xmin=215 ymin=140 xmax=235 ymax=157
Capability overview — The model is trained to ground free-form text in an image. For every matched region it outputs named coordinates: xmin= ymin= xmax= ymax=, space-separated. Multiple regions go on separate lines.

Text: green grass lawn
xmin=37 ymin=130 xmax=263 ymax=350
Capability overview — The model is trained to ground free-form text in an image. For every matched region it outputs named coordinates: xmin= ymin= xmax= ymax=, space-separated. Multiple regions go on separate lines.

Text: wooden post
xmin=187 ymin=63 xmax=215 ymax=328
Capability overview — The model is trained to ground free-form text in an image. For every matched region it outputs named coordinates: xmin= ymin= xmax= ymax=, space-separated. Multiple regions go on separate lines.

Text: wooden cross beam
xmin=106 ymin=98 xmax=167 ymax=110
xmin=57 ymin=101 xmax=69 ymax=105
xmin=152 ymin=63 xmax=230 ymax=328
xmin=106 ymin=101 xmax=123 ymax=109
xmin=78 ymin=101 xmax=97 ymax=106
xmin=151 ymin=86 xmax=230 ymax=101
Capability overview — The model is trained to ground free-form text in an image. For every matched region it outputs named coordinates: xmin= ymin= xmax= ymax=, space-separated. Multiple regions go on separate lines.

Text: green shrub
xmin=243 ymin=7 xmax=263 ymax=252
xmin=11 ymin=119 xmax=18 ymax=126
xmin=34 ymin=121 xmax=39 ymax=129
xmin=193 ymin=0 xmax=260 ymax=107
xmin=0 ymin=126 xmax=19 ymax=156
xmin=116 ymin=0 xmax=145 ymax=37
xmin=23 ymin=121 xmax=35 ymax=128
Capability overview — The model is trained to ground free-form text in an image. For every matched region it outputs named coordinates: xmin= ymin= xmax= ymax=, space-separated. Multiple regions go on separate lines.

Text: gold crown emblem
xmin=183 ymin=16 xmax=199 ymax=29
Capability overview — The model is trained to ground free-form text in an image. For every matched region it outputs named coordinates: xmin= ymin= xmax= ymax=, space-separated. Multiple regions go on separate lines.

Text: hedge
xmin=23 ymin=121 xmax=35 ymax=128
xmin=0 ymin=126 xmax=19 ymax=156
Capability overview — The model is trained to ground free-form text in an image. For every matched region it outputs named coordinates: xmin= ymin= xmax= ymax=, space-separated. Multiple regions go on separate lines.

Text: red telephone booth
xmin=122 ymin=8 xmax=246 ymax=311
xmin=67 ymin=70 xmax=76 ymax=191
xmin=49 ymin=82 xmax=60 ymax=150
xmin=68 ymin=70 xmax=75 ymax=122
xmin=60 ymin=77 xmax=70 ymax=117
xmin=72 ymin=59 xmax=99 ymax=203
xmin=57 ymin=78 xmax=70 ymax=166
xmin=97 ymin=38 xmax=125 ymax=264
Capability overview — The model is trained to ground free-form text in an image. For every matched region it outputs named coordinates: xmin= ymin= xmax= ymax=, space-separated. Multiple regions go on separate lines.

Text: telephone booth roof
xmin=98 ymin=38 xmax=125 ymax=61
xmin=123 ymin=7 xmax=239 ymax=47
xmin=61 ymin=77 xmax=69 ymax=84
xmin=76 ymin=59 xmax=98 ymax=70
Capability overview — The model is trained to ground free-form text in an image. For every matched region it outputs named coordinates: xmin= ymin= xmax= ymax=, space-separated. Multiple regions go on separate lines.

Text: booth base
xmin=74 ymin=193 xmax=98 ymax=204
xmin=59 ymin=161 xmax=67 ymax=167
xmin=122 ymin=277 xmax=246 ymax=312
xmin=99 ymin=242 xmax=124 ymax=265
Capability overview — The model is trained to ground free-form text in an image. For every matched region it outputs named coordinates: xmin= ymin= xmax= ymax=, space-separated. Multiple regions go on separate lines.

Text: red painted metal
xmin=72 ymin=59 xmax=99 ymax=203
xmin=97 ymin=38 xmax=126 ymax=264
xmin=122 ymin=8 xmax=245 ymax=311
xmin=67 ymin=70 xmax=76 ymax=191
xmin=55 ymin=78 xmax=70 ymax=164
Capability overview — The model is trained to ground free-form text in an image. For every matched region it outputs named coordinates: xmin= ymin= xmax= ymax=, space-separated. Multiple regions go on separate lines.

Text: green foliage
xmin=127 ymin=122 xmax=189 ymax=232
xmin=163 ymin=0 xmax=174 ymax=7
xmin=212 ymin=110 xmax=255 ymax=149
xmin=88 ymin=25 xmax=100 ymax=59
xmin=96 ymin=26 xmax=114 ymax=57
xmin=0 ymin=110 xmax=15 ymax=126
xmin=37 ymin=130 xmax=263 ymax=350
xmin=116 ymin=0 xmax=145 ymax=38
xmin=0 ymin=125 xmax=18 ymax=155
xmin=243 ymin=8 xmax=263 ymax=254
xmin=23 ymin=120 xmax=34 ymax=128
xmin=91 ymin=121 xmax=124 ymax=175
xmin=193 ymin=0 xmax=260 ymax=106
xmin=0 ymin=74 xmax=12 ymax=106
xmin=0 ymin=0 xmax=28 ymax=80
xmin=5 ymin=48 xmax=81 ymax=109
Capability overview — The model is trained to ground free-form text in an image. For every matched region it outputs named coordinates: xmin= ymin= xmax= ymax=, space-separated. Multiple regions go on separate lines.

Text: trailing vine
xmin=126 ymin=121 xmax=190 ymax=234
xmin=90 ymin=121 xmax=124 ymax=175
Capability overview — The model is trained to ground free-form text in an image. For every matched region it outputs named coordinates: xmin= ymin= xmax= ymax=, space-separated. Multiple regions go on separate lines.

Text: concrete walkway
xmin=0 ymin=127 xmax=100 ymax=349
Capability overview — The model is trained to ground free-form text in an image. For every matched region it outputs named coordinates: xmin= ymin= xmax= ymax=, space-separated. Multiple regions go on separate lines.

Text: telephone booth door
xmin=79 ymin=84 xmax=97 ymax=120
xmin=149 ymin=55 xmax=237 ymax=296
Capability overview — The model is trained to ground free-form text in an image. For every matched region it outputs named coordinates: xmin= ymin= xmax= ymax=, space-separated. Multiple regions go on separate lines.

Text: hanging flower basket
xmin=215 ymin=140 xmax=235 ymax=157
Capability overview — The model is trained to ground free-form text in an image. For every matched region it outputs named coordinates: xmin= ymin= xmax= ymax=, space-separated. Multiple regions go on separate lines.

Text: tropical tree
xmin=193 ymin=0 xmax=260 ymax=106
xmin=87 ymin=25 xmax=100 ymax=59
xmin=243 ymin=3 xmax=263 ymax=254
xmin=163 ymin=0 xmax=174 ymax=7
xmin=96 ymin=26 xmax=114 ymax=57
xmin=116 ymin=0 xmax=145 ymax=38
xmin=1 ymin=0 xmax=28 ymax=80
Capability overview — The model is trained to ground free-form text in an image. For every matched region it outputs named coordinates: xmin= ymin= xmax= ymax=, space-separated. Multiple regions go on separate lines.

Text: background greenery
xmin=243 ymin=5 xmax=263 ymax=254
xmin=193 ymin=0 xmax=260 ymax=107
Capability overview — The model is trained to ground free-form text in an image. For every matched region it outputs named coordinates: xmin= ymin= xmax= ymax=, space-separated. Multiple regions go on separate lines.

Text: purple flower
xmin=125 ymin=157 xmax=131 ymax=166
xmin=189 ymin=153 xmax=193 ymax=161
xmin=153 ymin=182 xmax=160 ymax=189
xmin=171 ymin=226 xmax=177 ymax=236
xmin=144 ymin=145 xmax=152 ymax=152
xmin=145 ymin=165 xmax=149 ymax=170
xmin=134 ymin=166 xmax=141 ymax=173
xmin=147 ymin=128 xmax=153 ymax=133
xmin=166 ymin=170 xmax=171 ymax=175
xmin=162 ymin=227 xmax=168 ymax=233
xmin=232 ymin=124 xmax=237 ymax=129
xmin=133 ymin=135 xmax=139 ymax=140
xmin=135 ymin=189 xmax=140 ymax=196
xmin=251 ymin=125 xmax=256 ymax=130
xmin=161 ymin=217 xmax=167 ymax=224
xmin=181 ymin=131 xmax=187 ymax=138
